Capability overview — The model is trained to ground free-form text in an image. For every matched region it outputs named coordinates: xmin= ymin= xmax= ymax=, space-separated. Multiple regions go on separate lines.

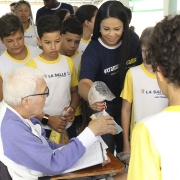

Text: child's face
xmin=38 ymin=31 xmax=61 ymax=60
xmin=141 ymin=45 xmax=148 ymax=62
xmin=16 ymin=3 xmax=31 ymax=24
xmin=100 ymin=17 xmax=124 ymax=47
xmin=60 ymin=32 xmax=81 ymax=57
xmin=1 ymin=30 xmax=24 ymax=55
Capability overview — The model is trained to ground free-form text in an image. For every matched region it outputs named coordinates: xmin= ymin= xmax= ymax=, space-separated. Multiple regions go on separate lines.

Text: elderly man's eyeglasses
xmin=22 ymin=86 xmax=49 ymax=100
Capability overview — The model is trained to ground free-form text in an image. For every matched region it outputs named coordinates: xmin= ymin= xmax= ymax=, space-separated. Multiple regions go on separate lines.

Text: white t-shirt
xmin=24 ymin=24 xmax=38 ymax=47
xmin=77 ymin=38 xmax=90 ymax=55
xmin=26 ymin=54 xmax=78 ymax=129
xmin=0 ymin=45 xmax=42 ymax=79
xmin=128 ymin=106 xmax=180 ymax=180
xmin=121 ymin=63 xmax=168 ymax=134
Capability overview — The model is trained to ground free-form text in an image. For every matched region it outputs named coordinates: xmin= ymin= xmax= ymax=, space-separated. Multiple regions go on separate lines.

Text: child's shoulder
xmin=27 ymin=45 xmax=42 ymax=54
xmin=129 ymin=64 xmax=142 ymax=72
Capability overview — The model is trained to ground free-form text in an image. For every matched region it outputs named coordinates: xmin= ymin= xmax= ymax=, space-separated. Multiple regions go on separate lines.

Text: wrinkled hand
xmin=48 ymin=115 xmax=67 ymax=133
xmin=102 ymin=156 xmax=111 ymax=166
xmin=89 ymin=101 xmax=106 ymax=112
xmin=62 ymin=106 xmax=75 ymax=122
xmin=88 ymin=115 xmax=116 ymax=136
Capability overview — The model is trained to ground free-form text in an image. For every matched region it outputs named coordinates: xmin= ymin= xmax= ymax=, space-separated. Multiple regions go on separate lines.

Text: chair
xmin=0 ymin=161 xmax=12 ymax=180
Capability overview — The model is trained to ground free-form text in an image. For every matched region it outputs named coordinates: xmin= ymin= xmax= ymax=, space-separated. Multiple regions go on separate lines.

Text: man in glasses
xmin=0 ymin=66 xmax=116 ymax=179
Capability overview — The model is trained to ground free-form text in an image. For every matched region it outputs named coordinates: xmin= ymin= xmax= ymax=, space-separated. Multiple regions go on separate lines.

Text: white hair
xmin=3 ymin=66 xmax=44 ymax=106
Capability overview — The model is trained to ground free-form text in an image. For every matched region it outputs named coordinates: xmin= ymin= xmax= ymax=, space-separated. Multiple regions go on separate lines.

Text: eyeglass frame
xmin=22 ymin=86 xmax=49 ymax=100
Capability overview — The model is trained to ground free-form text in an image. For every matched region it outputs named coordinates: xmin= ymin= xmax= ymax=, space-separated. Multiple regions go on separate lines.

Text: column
xmin=163 ymin=0 xmax=177 ymax=16
xmin=120 ymin=0 xmax=129 ymax=7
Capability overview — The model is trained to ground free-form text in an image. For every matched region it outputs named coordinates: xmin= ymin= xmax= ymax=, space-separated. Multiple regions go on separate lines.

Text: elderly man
xmin=0 ymin=66 xmax=116 ymax=180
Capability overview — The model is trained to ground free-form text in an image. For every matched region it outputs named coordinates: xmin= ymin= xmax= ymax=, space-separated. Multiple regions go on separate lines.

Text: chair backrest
xmin=0 ymin=161 xmax=12 ymax=180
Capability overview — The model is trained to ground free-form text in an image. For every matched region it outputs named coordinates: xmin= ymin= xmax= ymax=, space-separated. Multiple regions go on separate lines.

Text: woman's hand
xmin=89 ymin=101 xmax=106 ymax=111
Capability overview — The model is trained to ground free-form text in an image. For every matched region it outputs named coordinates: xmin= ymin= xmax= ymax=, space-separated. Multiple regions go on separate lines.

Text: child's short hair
xmin=139 ymin=27 xmax=154 ymax=48
xmin=37 ymin=15 xmax=61 ymax=39
xmin=148 ymin=15 xmax=180 ymax=86
xmin=139 ymin=27 xmax=154 ymax=64
xmin=54 ymin=9 xmax=70 ymax=25
xmin=0 ymin=13 xmax=24 ymax=40
xmin=60 ymin=16 xmax=83 ymax=35
xmin=75 ymin=4 xmax=98 ymax=24
xmin=10 ymin=2 xmax=17 ymax=7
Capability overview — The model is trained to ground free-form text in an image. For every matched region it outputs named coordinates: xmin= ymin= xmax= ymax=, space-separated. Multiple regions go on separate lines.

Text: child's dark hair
xmin=92 ymin=1 xmax=130 ymax=92
xmin=54 ymin=9 xmax=70 ymax=25
xmin=0 ymin=13 xmax=24 ymax=40
xmin=37 ymin=15 xmax=61 ymax=39
xmin=75 ymin=5 xmax=98 ymax=24
xmin=139 ymin=27 xmax=154 ymax=64
xmin=61 ymin=16 xmax=83 ymax=35
xmin=148 ymin=15 xmax=180 ymax=86
xmin=10 ymin=2 xmax=17 ymax=7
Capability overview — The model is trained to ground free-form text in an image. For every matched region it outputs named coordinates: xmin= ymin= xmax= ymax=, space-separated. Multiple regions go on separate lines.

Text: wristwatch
xmin=41 ymin=114 xmax=49 ymax=125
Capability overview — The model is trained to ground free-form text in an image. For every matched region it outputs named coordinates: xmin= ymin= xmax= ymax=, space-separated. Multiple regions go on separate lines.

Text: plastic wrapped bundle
xmin=88 ymin=81 xmax=122 ymax=134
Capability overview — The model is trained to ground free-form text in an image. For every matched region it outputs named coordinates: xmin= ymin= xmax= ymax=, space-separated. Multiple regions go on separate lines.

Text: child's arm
xmin=35 ymin=113 xmax=67 ymax=133
xmin=0 ymin=76 xmax=3 ymax=101
xmin=63 ymin=86 xmax=80 ymax=122
xmin=121 ymin=99 xmax=132 ymax=153
xmin=120 ymin=69 xmax=133 ymax=153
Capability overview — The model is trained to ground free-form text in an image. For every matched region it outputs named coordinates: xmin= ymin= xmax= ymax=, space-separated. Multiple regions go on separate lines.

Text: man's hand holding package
xmin=88 ymin=116 xmax=116 ymax=136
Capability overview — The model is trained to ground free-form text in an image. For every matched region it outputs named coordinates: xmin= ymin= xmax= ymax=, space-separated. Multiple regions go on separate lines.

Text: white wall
xmin=0 ymin=0 xmax=180 ymax=37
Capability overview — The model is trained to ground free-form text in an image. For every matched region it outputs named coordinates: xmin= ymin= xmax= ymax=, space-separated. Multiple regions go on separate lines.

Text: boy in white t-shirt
xmin=128 ymin=14 xmax=180 ymax=180
xmin=27 ymin=15 xmax=79 ymax=139
xmin=60 ymin=16 xmax=83 ymax=138
xmin=120 ymin=27 xmax=168 ymax=153
xmin=0 ymin=13 xmax=42 ymax=101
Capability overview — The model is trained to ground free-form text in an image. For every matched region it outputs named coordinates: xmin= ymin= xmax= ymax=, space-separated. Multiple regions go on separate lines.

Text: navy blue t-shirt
xmin=36 ymin=2 xmax=74 ymax=24
xmin=80 ymin=38 xmax=142 ymax=98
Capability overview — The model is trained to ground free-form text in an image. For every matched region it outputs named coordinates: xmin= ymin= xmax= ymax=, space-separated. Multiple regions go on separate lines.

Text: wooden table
xmin=39 ymin=150 xmax=124 ymax=180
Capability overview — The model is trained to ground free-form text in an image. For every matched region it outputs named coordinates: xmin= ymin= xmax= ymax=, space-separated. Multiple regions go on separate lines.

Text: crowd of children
xmin=0 ymin=0 xmax=179 ymax=179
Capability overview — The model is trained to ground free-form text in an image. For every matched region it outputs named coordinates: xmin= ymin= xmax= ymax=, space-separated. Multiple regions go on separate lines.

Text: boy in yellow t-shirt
xmin=59 ymin=16 xmax=83 ymax=138
xmin=128 ymin=14 xmax=180 ymax=180
xmin=120 ymin=27 xmax=168 ymax=153
xmin=26 ymin=15 xmax=79 ymax=139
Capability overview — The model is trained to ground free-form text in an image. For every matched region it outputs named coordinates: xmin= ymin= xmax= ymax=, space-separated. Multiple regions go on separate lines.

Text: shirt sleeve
xmin=2 ymin=118 xmax=86 ymax=175
xmin=120 ymin=69 xmax=133 ymax=103
xmin=79 ymin=42 xmax=101 ymax=82
xmin=66 ymin=56 xmax=78 ymax=87
xmin=26 ymin=59 xmax=38 ymax=68
xmin=128 ymin=122 xmax=161 ymax=180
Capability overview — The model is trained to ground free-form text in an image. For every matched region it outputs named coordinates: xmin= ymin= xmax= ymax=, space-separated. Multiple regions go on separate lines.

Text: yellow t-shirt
xmin=128 ymin=106 xmax=180 ymax=180
xmin=121 ymin=63 xmax=168 ymax=137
